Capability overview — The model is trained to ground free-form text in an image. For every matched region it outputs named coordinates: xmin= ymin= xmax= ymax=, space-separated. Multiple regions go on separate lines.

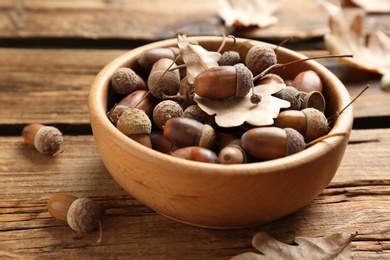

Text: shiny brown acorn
xmin=163 ymin=117 xmax=216 ymax=149
xmin=272 ymin=108 xmax=328 ymax=142
xmin=137 ymin=47 xmax=181 ymax=69
xmin=171 ymin=146 xmax=218 ymax=163
xmin=241 ymin=127 xmax=306 ymax=161
xmin=292 ymin=70 xmax=323 ymax=93
xmin=194 ymin=63 xmax=254 ymax=100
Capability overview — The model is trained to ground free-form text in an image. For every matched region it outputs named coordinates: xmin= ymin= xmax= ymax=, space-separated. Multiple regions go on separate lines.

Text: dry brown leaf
xmin=177 ymin=34 xmax=221 ymax=84
xmin=232 ymin=232 xmax=357 ymax=260
xmin=218 ymin=0 xmax=279 ymax=28
xmin=321 ymin=1 xmax=390 ymax=76
xmin=194 ymin=84 xmax=290 ymax=127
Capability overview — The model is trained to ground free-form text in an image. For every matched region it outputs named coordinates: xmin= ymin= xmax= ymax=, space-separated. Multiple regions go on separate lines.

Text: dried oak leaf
xmin=194 ymin=83 xmax=290 ymax=127
xmin=232 ymin=232 xmax=357 ymax=260
xmin=177 ymin=34 xmax=221 ymax=84
xmin=321 ymin=1 xmax=390 ymax=76
xmin=218 ymin=0 xmax=280 ymax=28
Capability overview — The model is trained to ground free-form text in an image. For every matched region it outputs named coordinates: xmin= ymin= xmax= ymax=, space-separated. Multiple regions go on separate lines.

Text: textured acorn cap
xmin=153 ymin=100 xmax=183 ymax=129
xmin=199 ymin=124 xmax=216 ymax=149
xmin=274 ymin=86 xmax=302 ymax=110
xmin=147 ymin=70 xmax=181 ymax=100
xmin=67 ymin=198 xmax=103 ymax=233
xmin=111 ymin=67 xmax=143 ymax=95
xmin=235 ymin=63 xmax=254 ymax=97
xmin=301 ymin=91 xmax=326 ymax=112
xmin=218 ymin=51 xmax=241 ymax=66
xmin=245 ymin=44 xmax=277 ymax=76
xmin=302 ymin=108 xmax=329 ymax=142
xmin=285 ymin=128 xmax=306 ymax=156
xmin=117 ymin=108 xmax=152 ymax=136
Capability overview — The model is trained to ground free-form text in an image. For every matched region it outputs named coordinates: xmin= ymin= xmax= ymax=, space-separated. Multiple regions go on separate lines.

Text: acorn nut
xmin=153 ymin=100 xmax=183 ymax=129
xmin=22 ymin=124 xmax=64 ymax=156
xmin=171 ymin=146 xmax=218 ymax=163
xmin=111 ymin=67 xmax=147 ymax=95
xmin=163 ymin=117 xmax=216 ymax=149
xmin=194 ymin=63 xmax=254 ymax=100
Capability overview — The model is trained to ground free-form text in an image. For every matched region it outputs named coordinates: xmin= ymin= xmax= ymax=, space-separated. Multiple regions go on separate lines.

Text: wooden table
xmin=1 ymin=1 xmax=389 ymax=259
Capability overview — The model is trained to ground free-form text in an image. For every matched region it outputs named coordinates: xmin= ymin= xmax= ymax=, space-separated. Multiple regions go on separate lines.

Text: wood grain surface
xmin=0 ymin=0 xmax=389 ymax=259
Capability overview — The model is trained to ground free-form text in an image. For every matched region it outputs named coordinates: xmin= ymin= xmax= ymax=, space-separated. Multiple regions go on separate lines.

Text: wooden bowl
xmin=88 ymin=37 xmax=353 ymax=228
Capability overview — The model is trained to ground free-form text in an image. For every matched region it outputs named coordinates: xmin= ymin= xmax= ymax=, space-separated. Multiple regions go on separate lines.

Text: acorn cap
xmin=111 ymin=67 xmax=144 ymax=95
xmin=235 ymin=63 xmax=253 ymax=97
xmin=285 ymin=128 xmax=306 ymax=156
xmin=34 ymin=126 xmax=64 ymax=156
xmin=301 ymin=91 xmax=326 ymax=112
xmin=153 ymin=100 xmax=183 ymax=129
xmin=147 ymin=70 xmax=180 ymax=100
xmin=274 ymin=86 xmax=302 ymax=110
xmin=67 ymin=198 xmax=103 ymax=233
xmin=199 ymin=124 xmax=216 ymax=149
xmin=302 ymin=108 xmax=329 ymax=142
xmin=245 ymin=44 xmax=277 ymax=76
xmin=117 ymin=108 xmax=152 ymax=136
xmin=218 ymin=51 xmax=241 ymax=66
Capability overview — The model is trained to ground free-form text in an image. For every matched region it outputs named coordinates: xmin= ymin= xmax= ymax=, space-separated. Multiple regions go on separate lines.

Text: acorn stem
xmin=306 ymin=132 xmax=346 ymax=148
xmin=327 ymin=84 xmax=370 ymax=123
xmin=252 ymin=54 xmax=354 ymax=82
xmin=96 ymin=220 xmax=103 ymax=245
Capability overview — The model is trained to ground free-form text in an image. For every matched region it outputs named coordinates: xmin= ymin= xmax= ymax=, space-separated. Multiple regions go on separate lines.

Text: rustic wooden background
xmin=0 ymin=0 xmax=389 ymax=259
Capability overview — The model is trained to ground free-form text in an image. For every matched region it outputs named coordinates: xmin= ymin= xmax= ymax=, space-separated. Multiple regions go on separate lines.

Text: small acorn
xmin=272 ymin=108 xmax=329 ymax=142
xmin=194 ymin=63 xmax=254 ymax=100
xmin=107 ymin=104 xmax=129 ymax=125
xmin=163 ymin=117 xmax=216 ymax=149
xmin=218 ymin=139 xmax=247 ymax=164
xmin=273 ymin=86 xmax=302 ymax=110
xmin=257 ymin=73 xmax=284 ymax=85
xmin=116 ymin=89 xmax=158 ymax=117
xmin=147 ymin=58 xmax=181 ymax=100
xmin=292 ymin=70 xmax=323 ymax=93
xmin=47 ymin=193 xmax=103 ymax=234
xmin=137 ymin=47 xmax=180 ymax=70
xmin=181 ymin=104 xmax=215 ymax=126
xmin=22 ymin=124 xmax=63 ymax=156
xmin=150 ymin=130 xmax=179 ymax=154
xmin=110 ymin=67 xmax=147 ymax=95
xmin=241 ymin=127 xmax=306 ymax=161
xmin=245 ymin=44 xmax=277 ymax=76
xmin=152 ymin=100 xmax=183 ymax=129
xmin=218 ymin=51 xmax=241 ymax=66
xmin=116 ymin=108 xmax=152 ymax=147
xmin=171 ymin=146 xmax=218 ymax=163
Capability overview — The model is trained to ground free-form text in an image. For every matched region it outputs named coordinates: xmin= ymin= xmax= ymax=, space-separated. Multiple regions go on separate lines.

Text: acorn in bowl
xmin=88 ymin=36 xmax=353 ymax=228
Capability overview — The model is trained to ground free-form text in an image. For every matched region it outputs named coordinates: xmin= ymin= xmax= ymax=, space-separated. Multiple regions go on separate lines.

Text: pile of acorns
xmin=107 ymin=39 xmax=331 ymax=164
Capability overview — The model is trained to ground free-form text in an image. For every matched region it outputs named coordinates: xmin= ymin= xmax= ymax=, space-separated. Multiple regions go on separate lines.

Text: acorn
xmin=273 ymin=86 xmax=302 ymax=110
xmin=171 ymin=146 xmax=218 ymax=163
xmin=241 ymin=127 xmax=306 ymax=161
xmin=137 ymin=47 xmax=180 ymax=70
xmin=181 ymin=104 xmax=215 ymax=126
xmin=245 ymin=44 xmax=277 ymax=76
xmin=22 ymin=124 xmax=63 ymax=156
xmin=152 ymin=100 xmax=183 ymax=129
xmin=163 ymin=117 xmax=216 ymax=149
xmin=272 ymin=108 xmax=328 ymax=142
xmin=116 ymin=89 xmax=158 ymax=117
xmin=292 ymin=70 xmax=323 ymax=93
xmin=218 ymin=139 xmax=247 ymax=164
xmin=218 ymin=51 xmax=241 ymax=66
xmin=47 ymin=193 xmax=103 ymax=234
xmin=194 ymin=63 xmax=254 ymax=100
xmin=110 ymin=67 xmax=147 ymax=95
xmin=107 ymin=104 xmax=129 ymax=125
xmin=116 ymin=108 xmax=152 ymax=147
xmin=147 ymin=58 xmax=181 ymax=100
xmin=257 ymin=73 xmax=284 ymax=85
xmin=150 ymin=130 xmax=179 ymax=154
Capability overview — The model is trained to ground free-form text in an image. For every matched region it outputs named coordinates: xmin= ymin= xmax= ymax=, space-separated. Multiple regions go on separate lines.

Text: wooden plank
xmin=1 ymin=0 xmax=386 ymax=41
xmin=0 ymin=129 xmax=389 ymax=258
